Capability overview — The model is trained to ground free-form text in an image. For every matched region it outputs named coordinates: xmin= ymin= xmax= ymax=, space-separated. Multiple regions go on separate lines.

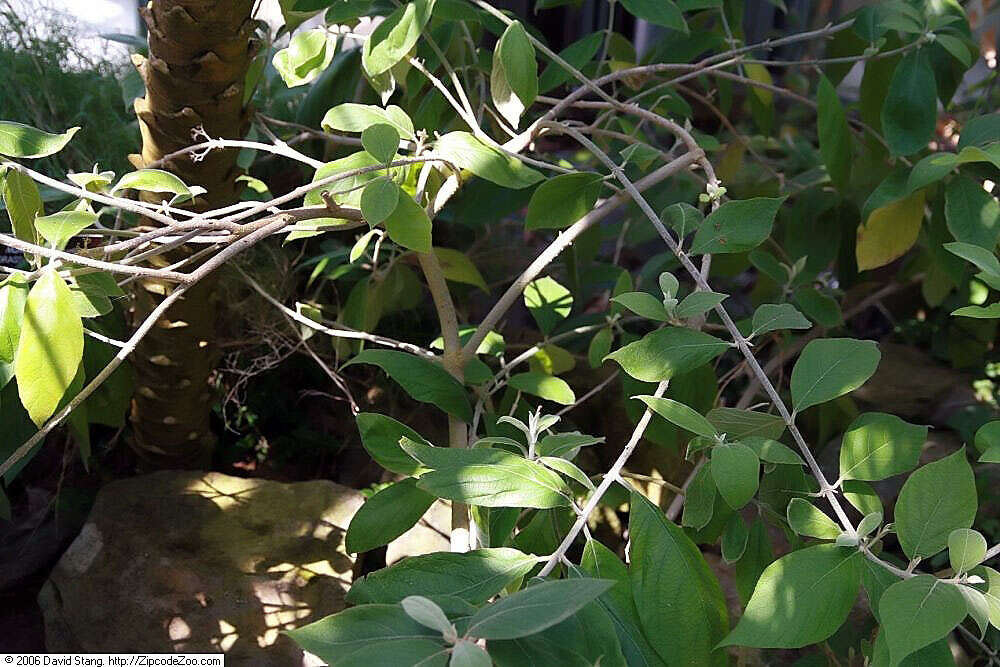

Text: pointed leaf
xmin=15 ymin=270 xmax=84 ymax=426
xmin=690 ymin=197 xmax=785 ymax=255
xmin=346 ymin=478 xmax=436 ymax=553
xmin=895 ymin=448 xmax=977 ymax=559
xmin=751 ymin=303 xmax=811 ymax=336
xmin=0 ymin=121 xmax=79 ymax=158
xmin=839 ymin=412 xmax=927 ymax=481
xmin=435 ymin=132 xmax=543 ymax=189
xmin=879 ymin=576 xmax=966 ymax=665
xmin=286 ymin=604 xmax=446 ymax=665
xmin=790 ymin=338 xmax=880 ymax=413
xmin=347 ymin=548 xmax=538 ymax=605
xmin=787 ymin=498 xmax=842 ymax=539
xmin=882 ymin=49 xmax=937 ymax=156
xmin=345 ymin=350 xmax=472 ymax=421
xmin=629 ymin=492 xmax=728 ymax=664
xmin=526 ymin=172 xmax=602 ymax=230
xmin=465 ymin=579 xmax=615 ymax=640
xmin=720 ymin=544 xmax=862 ymax=648
xmin=636 ymin=396 xmax=717 ymax=438
xmin=606 ymin=327 xmax=728 ymax=382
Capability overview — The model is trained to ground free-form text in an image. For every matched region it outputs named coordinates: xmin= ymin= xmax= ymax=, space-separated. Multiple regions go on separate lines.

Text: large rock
xmin=39 ymin=471 xmax=363 ymax=664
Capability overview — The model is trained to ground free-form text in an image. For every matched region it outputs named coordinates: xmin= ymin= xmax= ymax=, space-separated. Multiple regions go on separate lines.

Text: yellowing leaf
xmin=855 ymin=189 xmax=925 ymax=271
xmin=744 ymin=63 xmax=773 ymax=107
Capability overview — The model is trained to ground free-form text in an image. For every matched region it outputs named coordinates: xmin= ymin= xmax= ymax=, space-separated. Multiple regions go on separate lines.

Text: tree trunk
xmin=128 ymin=0 xmax=256 ymax=468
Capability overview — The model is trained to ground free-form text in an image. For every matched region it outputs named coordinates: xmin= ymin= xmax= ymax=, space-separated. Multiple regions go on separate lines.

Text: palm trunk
xmin=128 ymin=0 xmax=256 ymax=468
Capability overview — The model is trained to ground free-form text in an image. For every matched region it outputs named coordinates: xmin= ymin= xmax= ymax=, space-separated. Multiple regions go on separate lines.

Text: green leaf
xmin=895 ymin=448 xmax=977 ymax=559
xmin=272 ymin=29 xmax=335 ymax=87
xmin=524 ymin=276 xmax=572 ymax=334
xmin=403 ymin=440 xmax=572 ymax=509
xmin=944 ymin=241 xmax=1000 ymax=280
xmin=2 ymin=169 xmax=42 ymax=243
xmin=839 ymin=412 xmax=927 ymax=482
xmin=663 ymin=202 xmax=703 ymax=239
xmin=345 ymin=351 xmax=472 ymax=421
xmin=305 ymin=151 xmax=383 ymax=210
xmin=882 ymin=49 xmax=938 ymax=156
xmin=0 ymin=121 xmax=79 ymax=158
xmin=721 ymin=513 xmax=749 ymax=564
xmin=959 ymin=114 xmax=1000 ymax=150
xmin=706 ymin=407 xmax=785 ymax=439
xmin=321 ymin=103 xmax=416 ymax=140
xmin=675 ymin=291 xmax=727 ymax=319
xmin=619 ymin=0 xmax=687 ymax=32
xmin=606 ymin=327 xmax=729 ymax=382
xmin=682 ymin=464 xmax=716 ymax=530
xmin=711 ymin=443 xmax=760 ymax=510
xmin=525 ymin=172 xmax=602 ymax=230
xmin=491 ymin=21 xmax=538 ymax=128
xmin=347 ymin=548 xmax=538 ymax=605
xmin=720 ymin=544 xmax=862 ymax=648
xmin=286 ymin=604 xmax=446 ymax=665
xmin=361 ymin=123 xmax=400 ymax=164
xmin=948 ymin=528 xmax=986 ymax=574
xmin=610 ymin=292 xmax=669 ymax=321
xmin=786 ymin=498 xmax=841 ymax=539
xmin=538 ymin=32 xmax=603 ymax=94
xmin=742 ymin=437 xmax=804 ymax=466
xmin=382 ymin=188 xmax=432 ymax=252
xmin=843 ymin=479 xmax=884 ymax=516
xmin=945 ymin=175 xmax=1000 ymax=250
xmin=0 ymin=274 xmax=28 ymax=363
xmin=879 ymin=576 xmax=967 ymax=665
xmin=435 ymin=132 xmax=544 ymax=189
xmin=790 ymin=338 xmax=880 ymax=413
xmin=588 ymin=327 xmax=613 ymax=368
xmin=580 ymin=540 xmax=665 ymax=667
xmin=980 ymin=566 xmax=1000 ymax=630
xmin=817 ymin=75 xmax=852 ymax=192
xmin=751 ymin=303 xmax=811 ymax=336
xmin=111 ymin=169 xmax=204 ymax=202
xmin=401 ymin=595 xmax=454 ymax=636
xmin=360 ymin=177 xmax=399 ymax=225
xmin=433 ymin=247 xmax=487 ymax=291
xmin=794 ymin=287 xmax=843 ymax=327
xmin=636 ymin=396 xmax=717 ymax=438
xmin=935 ymin=33 xmax=972 ymax=67
xmin=690 ymin=197 xmax=785 ymax=255
xmin=629 ymin=491 xmax=728 ymax=665
xmin=356 ymin=412 xmax=430 ymax=475
xmin=463 ymin=578 xmax=613 ymax=641
xmin=345 ymin=478 xmax=435 ymax=554
xmin=34 ymin=210 xmax=96 ymax=250
xmin=952 ymin=304 xmax=1000 ymax=318
xmin=732 ymin=517 xmax=773 ymax=606
xmin=536 ymin=432 xmax=603 ymax=459
xmin=976 ymin=421 xmax=1000 ymax=462
xmin=361 ymin=0 xmax=435 ymax=76
xmin=14 ymin=270 xmax=84 ymax=426
xmin=507 ymin=372 xmax=575 ymax=405
xmin=538 ymin=456 xmax=594 ymax=491
xmin=68 ymin=273 xmax=120 ymax=318
xmin=450 ymin=639 xmax=490 ymax=667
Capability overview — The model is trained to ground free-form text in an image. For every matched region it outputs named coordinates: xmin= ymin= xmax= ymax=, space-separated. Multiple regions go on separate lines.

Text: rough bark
xmin=128 ymin=0 xmax=256 ymax=468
